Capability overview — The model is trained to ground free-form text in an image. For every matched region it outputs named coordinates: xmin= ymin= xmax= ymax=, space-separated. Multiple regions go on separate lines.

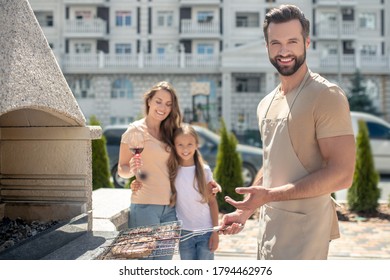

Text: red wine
xmin=130 ymin=147 xmax=144 ymax=155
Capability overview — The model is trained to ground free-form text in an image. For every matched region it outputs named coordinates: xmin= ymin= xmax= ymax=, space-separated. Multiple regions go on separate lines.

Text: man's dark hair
xmin=263 ymin=5 xmax=310 ymax=43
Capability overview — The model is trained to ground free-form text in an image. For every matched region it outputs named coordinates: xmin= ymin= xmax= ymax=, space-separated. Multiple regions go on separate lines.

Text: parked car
xmin=350 ymin=111 xmax=390 ymax=174
xmin=103 ymin=124 xmax=263 ymax=188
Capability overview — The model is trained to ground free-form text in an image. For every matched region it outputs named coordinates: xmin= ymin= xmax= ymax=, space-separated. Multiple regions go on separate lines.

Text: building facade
xmin=29 ymin=0 xmax=390 ymax=139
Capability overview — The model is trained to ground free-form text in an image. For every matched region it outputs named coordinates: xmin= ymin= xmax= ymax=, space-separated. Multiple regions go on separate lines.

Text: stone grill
xmin=0 ymin=0 xmax=101 ymax=259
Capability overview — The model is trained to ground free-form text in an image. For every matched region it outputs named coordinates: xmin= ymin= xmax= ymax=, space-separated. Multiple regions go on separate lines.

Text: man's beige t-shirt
xmin=257 ymin=72 xmax=354 ymax=173
xmin=121 ymin=118 xmax=172 ymax=205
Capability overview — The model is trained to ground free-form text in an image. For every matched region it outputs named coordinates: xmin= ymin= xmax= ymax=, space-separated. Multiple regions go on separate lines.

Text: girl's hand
xmin=130 ymin=179 xmax=143 ymax=192
xmin=208 ymin=231 xmax=219 ymax=252
xmin=208 ymin=181 xmax=222 ymax=195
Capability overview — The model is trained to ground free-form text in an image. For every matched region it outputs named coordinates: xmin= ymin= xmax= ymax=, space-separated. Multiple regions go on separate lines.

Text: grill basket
xmin=97 ymin=220 xmax=182 ymax=259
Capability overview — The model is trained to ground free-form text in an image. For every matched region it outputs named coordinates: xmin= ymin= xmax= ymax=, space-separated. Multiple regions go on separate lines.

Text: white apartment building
xmin=28 ymin=0 xmax=390 ymax=137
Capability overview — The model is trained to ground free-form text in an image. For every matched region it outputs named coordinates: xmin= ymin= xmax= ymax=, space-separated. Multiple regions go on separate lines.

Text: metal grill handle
xmin=180 ymin=224 xmax=245 ymax=242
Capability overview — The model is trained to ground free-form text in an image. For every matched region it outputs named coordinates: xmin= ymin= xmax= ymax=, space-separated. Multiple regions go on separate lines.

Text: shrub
xmin=213 ymin=119 xmax=244 ymax=213
xmin=347 ymin=120 xmax=380 ymax=212
xmin=90 ymin=115 xmax=113 ymax=190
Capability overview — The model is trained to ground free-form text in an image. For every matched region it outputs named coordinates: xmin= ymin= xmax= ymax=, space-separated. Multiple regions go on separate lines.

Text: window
xmin=156 ymin=44 xmax=170 ymax=55
xmin=235 ymin=77 xmax=261 ymax=92
xmin=75 ymin=11 xmax=92 ymax=20
xmin=324 ymin=44 xmax=338 ymax=55
xmin=115 ymin=44 xmax=132 ymax=54
xmin=197 ymin=44 xmax=214 ymax=55
xmin=361 ymin=44 xmax=377 ymax=56
xmin=34 ymin=11 xmax=54 ymax=27
xmin=342 ymin=8 xmax=354 ymax=21
xmin=320 ymin=12 xmax=337 ymax=22
xmin=75 ymin=43 xmax=92 ymax=54
xmin=111 ymin=79 xmax=133 ymax=99
xmin=116 ymin=11 xmax=132 ymax=26
xmin=157 ymin=11 xmax=173 ymax=27
xmin=156 ymin=43 xmax=176 ymax=54
xmin=367 ymin=122 xmax=390 ymax=140
xmin=69 ymin=78 xmax=93 ymax=99
xmin=359 ymin=13 xmax=376 ymax=30
xmin=197 ymin=11 xmax=214 ymax=23
xmin=343 ymin=40 xmax=355 ymax=54
xmin=236 ymin=12 xmax=260 ymax=27
xmin=157 ymin=46 xmax=166 ymax=55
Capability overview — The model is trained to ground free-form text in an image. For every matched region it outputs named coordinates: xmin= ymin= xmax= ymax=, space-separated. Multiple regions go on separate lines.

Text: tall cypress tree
xmin=347 ymin=120 xmax=380 ymax=212
xmin=90 ymin=115 xmax=113 ymax=190
xmin=213 ymin=119 xmax=244 ymax=213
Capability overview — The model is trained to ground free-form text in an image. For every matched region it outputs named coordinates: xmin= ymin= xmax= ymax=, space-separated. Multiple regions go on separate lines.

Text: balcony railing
xmin=317 ymin=54 xmax=390 ymax=72
xmin=64 ymin=0 xmax=107 ymax=4
xmin=314 ymin=0 xmax=381 ymax=5
xmin=180 ymin=19 xmax=220 ymax=36
xmin=61 ymin=52 xmax=220 ymax=72
xmin=63 ymin=53 xmax=99 ymax=69
xmin=315 ymin=21 xmax=356 ymax=37
xmin=60 ymin=52 xmax=389 ymax=73
xmin=314 ymin=0 xmax=357 ymax=5
xmin=179 ymin=0 xmax=221 ymax=5
xmin=64 ymin=19 xmax=106 ymax=36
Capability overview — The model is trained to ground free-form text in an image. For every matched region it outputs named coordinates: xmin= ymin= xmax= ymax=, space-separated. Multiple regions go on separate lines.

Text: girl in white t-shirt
xmin=168 ymin=123 xmax=220 ymax=260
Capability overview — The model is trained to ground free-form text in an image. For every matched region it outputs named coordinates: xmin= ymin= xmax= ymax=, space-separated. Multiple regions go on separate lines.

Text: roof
xmin=0 ymin=0 xmax=86 ymax=126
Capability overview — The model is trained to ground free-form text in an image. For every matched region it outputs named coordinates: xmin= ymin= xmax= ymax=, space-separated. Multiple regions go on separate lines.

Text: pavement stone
xmin=213 ymin=217 xmax=390 ymax=260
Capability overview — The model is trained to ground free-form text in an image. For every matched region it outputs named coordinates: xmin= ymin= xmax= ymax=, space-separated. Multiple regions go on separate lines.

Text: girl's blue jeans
xmin=179 ymin=230 xmax=214 ymax=260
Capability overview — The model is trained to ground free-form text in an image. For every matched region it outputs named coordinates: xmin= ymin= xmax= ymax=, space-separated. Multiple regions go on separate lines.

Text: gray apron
xmin=258 ymin=71 xmax=339 ymax=260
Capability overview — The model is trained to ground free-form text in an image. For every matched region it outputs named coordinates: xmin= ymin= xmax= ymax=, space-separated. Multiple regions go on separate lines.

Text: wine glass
xmin=127 ymin=126 xmax=147 ymax=180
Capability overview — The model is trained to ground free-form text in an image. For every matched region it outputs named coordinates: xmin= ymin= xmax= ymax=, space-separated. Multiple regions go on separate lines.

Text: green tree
xmin=347 ymin=120 xmax=380 ymax=212
xmin=213 ymin=119 xmax=244 ymax=213
xmin=347 ymin=70 xmax=378 ymax=115
xmin=90 ymin=115 xmax=113 ymax=190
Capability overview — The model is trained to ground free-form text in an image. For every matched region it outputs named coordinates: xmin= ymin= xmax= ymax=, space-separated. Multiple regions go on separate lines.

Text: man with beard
xmin=219 ymin=5 xmax=356 ymax=260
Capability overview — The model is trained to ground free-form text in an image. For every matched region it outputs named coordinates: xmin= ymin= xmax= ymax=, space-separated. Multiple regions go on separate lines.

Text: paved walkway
xmin=214 ymin=217 xmax=390 ymax=260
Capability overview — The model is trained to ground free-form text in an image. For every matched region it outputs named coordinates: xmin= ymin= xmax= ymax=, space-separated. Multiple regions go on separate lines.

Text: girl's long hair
xmin=168 ymin=123 xmax=209 ymax=207
xmin=143 ymin=81 xmax=182 ymax=148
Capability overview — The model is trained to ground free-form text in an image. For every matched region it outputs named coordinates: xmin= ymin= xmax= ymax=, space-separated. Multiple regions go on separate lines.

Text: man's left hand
xmin=225 ymin=186 xmax=267 ymax=211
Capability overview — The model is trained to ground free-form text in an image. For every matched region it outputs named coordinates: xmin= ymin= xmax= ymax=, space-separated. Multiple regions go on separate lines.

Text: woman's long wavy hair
xmin=143 ymin=81 xmax=182 ymax=148
xmin=168 ymin=123 xmax=209 ymax=207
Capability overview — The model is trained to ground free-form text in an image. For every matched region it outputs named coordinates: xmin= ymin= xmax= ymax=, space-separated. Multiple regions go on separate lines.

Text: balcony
xmin=315 ymin=21 xmax=356 ymax=38
xmin=61 ymin=52 xmax=221 ymax=73
xmin=180 ymin=19 xmax=220 ymax=38
xmin=64 ymin=19 xmax=107 ymax=38
xmin=63 ymin=0 xmax=107 ymax=4
xmin=62 ymin=54 xmax=99 ymax=71
xmin=313 ymin=0 xmax=358 ymax=6
xmin=315 ymin=54 xmax=390 ymax=74
xmin=179 ymin=0 xmax=221 ymax=5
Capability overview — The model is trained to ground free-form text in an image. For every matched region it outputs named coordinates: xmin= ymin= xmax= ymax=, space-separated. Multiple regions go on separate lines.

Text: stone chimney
xmin=0 ymin=0 xmax=100 ymax=230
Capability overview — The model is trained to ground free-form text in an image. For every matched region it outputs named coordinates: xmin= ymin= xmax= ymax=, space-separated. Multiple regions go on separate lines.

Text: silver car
xmin=103 ymin=124 xmax=263 ymax=188
xmin=350 ymin=111 xmax=390 ymax=174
